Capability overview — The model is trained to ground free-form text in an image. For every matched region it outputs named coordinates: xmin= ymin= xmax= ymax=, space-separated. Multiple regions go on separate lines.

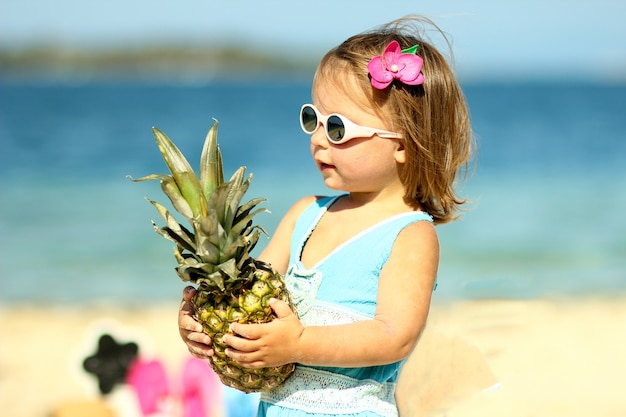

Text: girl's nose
xmin=309 ymin=125 xmax=329 ymax=148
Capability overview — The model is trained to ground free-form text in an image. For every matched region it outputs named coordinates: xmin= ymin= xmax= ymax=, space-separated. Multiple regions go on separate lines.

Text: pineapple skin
xmin=193 ymin=258 xmax=296 ymax=393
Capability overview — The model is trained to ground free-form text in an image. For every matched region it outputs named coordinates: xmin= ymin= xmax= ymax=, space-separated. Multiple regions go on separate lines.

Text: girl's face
xmin=309 ymin=72 xmax=406 ymax=194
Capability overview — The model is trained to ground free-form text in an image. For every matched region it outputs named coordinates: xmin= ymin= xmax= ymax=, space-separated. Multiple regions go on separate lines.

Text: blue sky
xmin=1 ymin=0 xmax=625 ymax=81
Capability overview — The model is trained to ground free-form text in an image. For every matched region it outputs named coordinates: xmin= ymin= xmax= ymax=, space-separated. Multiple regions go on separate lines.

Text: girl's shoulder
xmin=286 ymin=195 xmax=338 ymax=218
xmin=276 ymin=195 xmax=328 ymax=236
xmin=286 ymin=195 xmax=319 ymax=217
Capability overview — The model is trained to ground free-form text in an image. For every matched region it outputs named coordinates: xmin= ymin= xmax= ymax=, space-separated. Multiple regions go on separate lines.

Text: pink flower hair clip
xmin=367 ymin=40 xmax=425 ymax=89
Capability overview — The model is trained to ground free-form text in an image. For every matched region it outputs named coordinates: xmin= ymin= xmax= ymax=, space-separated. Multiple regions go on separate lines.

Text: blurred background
xmin=1 ymin=0 xmax=625 ymax=304
xmin=1 ymin=0 xmax=625 ymax=303
xmin=1 ymin=1 xmax=625 ymax=416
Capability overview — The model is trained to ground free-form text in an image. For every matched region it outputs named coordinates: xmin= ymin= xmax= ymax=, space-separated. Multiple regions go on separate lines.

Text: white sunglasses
xmin=299 ymin=104 xmax=402 ymax=145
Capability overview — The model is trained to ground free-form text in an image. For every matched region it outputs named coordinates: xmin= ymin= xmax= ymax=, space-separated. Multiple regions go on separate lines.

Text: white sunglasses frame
xmin=299 ymin=104 xmax=402 ymax=145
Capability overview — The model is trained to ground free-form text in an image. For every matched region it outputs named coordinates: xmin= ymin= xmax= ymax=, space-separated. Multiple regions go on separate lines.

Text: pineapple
xmin=130 ymin=120 xmax=296 ymax=393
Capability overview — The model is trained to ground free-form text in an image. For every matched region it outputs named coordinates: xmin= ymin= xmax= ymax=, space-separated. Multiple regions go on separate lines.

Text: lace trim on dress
xmin=285 ymin=264 xmax=323 ymax=319
xmin=286 ymin=260 xmax=371 ymax=327
xmin=260 ymin=366 xmax=398 ymax=416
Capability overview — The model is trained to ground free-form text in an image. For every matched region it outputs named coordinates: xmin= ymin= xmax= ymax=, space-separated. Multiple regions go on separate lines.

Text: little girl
xmin=179 ymin=15 xmax=473 ymax=417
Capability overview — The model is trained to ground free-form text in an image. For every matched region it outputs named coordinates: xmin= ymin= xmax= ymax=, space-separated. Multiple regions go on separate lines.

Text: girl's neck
xmin=336 ymin=189 xmax=414 ymax=214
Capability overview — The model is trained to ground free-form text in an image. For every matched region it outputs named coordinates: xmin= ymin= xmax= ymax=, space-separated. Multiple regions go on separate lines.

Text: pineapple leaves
xmin=152 ymin=127 xmax=207 ymax=218
xmin=224 ymin=170 xmax=252 ymax=231
xmin=133 ymin=122 xmax=271 ymax=289
xmin=209 ymin=167 xmax=251 ymax=233
xmin=147 ymin=199 xmax=196 ymax=251
xmin=153 ymin=222 xmax=195 ymax=253
xmin=231 ymin=207 xmax=268 ymax=237
xmin=196 ymin=212 xmax=223 ymax=264
xmin=127 ymin=173 xmax=169 ymax=183
xmin=200 ymin=120 xmax=224 ymax=200
xmin=128 ymin=174 xmax=194 ymax=221
xmin=160 ymin=176 xmax=194 ymax=220
xmin=236 ymin=197 xmax=267 ymax=217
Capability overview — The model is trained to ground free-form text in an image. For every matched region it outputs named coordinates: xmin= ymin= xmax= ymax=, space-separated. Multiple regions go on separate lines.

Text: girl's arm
xmin=256 ymin=195 xmax=317 ymax=274
xmin=223 ymin=220 xmax=439 ymax=368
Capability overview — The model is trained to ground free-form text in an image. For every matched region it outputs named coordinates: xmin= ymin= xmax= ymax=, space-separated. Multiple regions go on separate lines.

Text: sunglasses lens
xmin=326 ymin=115 xmax=346 ymax=143
xmin=301 ymin=106 xmax=318 ymax=133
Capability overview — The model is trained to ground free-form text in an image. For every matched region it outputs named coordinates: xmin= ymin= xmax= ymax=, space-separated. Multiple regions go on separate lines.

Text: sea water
xmin=1 ymin=80 xmax=625 ymax=304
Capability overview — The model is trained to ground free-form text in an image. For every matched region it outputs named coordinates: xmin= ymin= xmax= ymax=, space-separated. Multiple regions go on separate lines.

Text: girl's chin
xmin=320 ymin=177 xmax=345 ymax=192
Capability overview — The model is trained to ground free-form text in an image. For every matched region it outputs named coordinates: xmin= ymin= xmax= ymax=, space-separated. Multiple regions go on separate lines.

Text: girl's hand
xmin=223 ymin=298 xmax=303 ymax=368
xmin=178 ymin=286 xmax=214 ymax=359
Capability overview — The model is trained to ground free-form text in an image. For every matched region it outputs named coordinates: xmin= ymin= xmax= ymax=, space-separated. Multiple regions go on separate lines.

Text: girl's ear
xmin=393 ymin=141 xmax=407 ymax=164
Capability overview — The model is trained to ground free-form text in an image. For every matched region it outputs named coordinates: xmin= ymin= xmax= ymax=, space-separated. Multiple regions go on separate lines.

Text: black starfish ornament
xmin=83 ymin=333 xmax=139 ymax=395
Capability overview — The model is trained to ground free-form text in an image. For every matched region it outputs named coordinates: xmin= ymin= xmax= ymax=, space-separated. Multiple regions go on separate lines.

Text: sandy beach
xmin=1 ymin=297 xmax=625 ymax=417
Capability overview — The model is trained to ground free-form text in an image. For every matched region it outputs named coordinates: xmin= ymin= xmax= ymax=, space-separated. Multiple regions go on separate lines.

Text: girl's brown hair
xmin=314 ymin=16 xmax=475 ymax=224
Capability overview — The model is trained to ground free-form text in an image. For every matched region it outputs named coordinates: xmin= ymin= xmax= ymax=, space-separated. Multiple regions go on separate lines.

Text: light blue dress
xmin=258 ymin=195 xmax=433 ymax=417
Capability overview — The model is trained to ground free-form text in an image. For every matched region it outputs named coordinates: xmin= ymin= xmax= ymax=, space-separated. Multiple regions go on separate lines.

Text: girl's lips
xmin=318 ymin=162 xmax=335 ymax=171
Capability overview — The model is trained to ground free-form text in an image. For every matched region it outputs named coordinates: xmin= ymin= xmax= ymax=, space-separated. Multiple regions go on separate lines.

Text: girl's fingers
xmin=182 ymin=286 xmax=196 ymax=301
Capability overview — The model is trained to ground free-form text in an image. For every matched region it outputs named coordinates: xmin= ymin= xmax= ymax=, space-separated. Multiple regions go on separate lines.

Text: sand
xmin=1 ymin=297 xmax=625 ymax=417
